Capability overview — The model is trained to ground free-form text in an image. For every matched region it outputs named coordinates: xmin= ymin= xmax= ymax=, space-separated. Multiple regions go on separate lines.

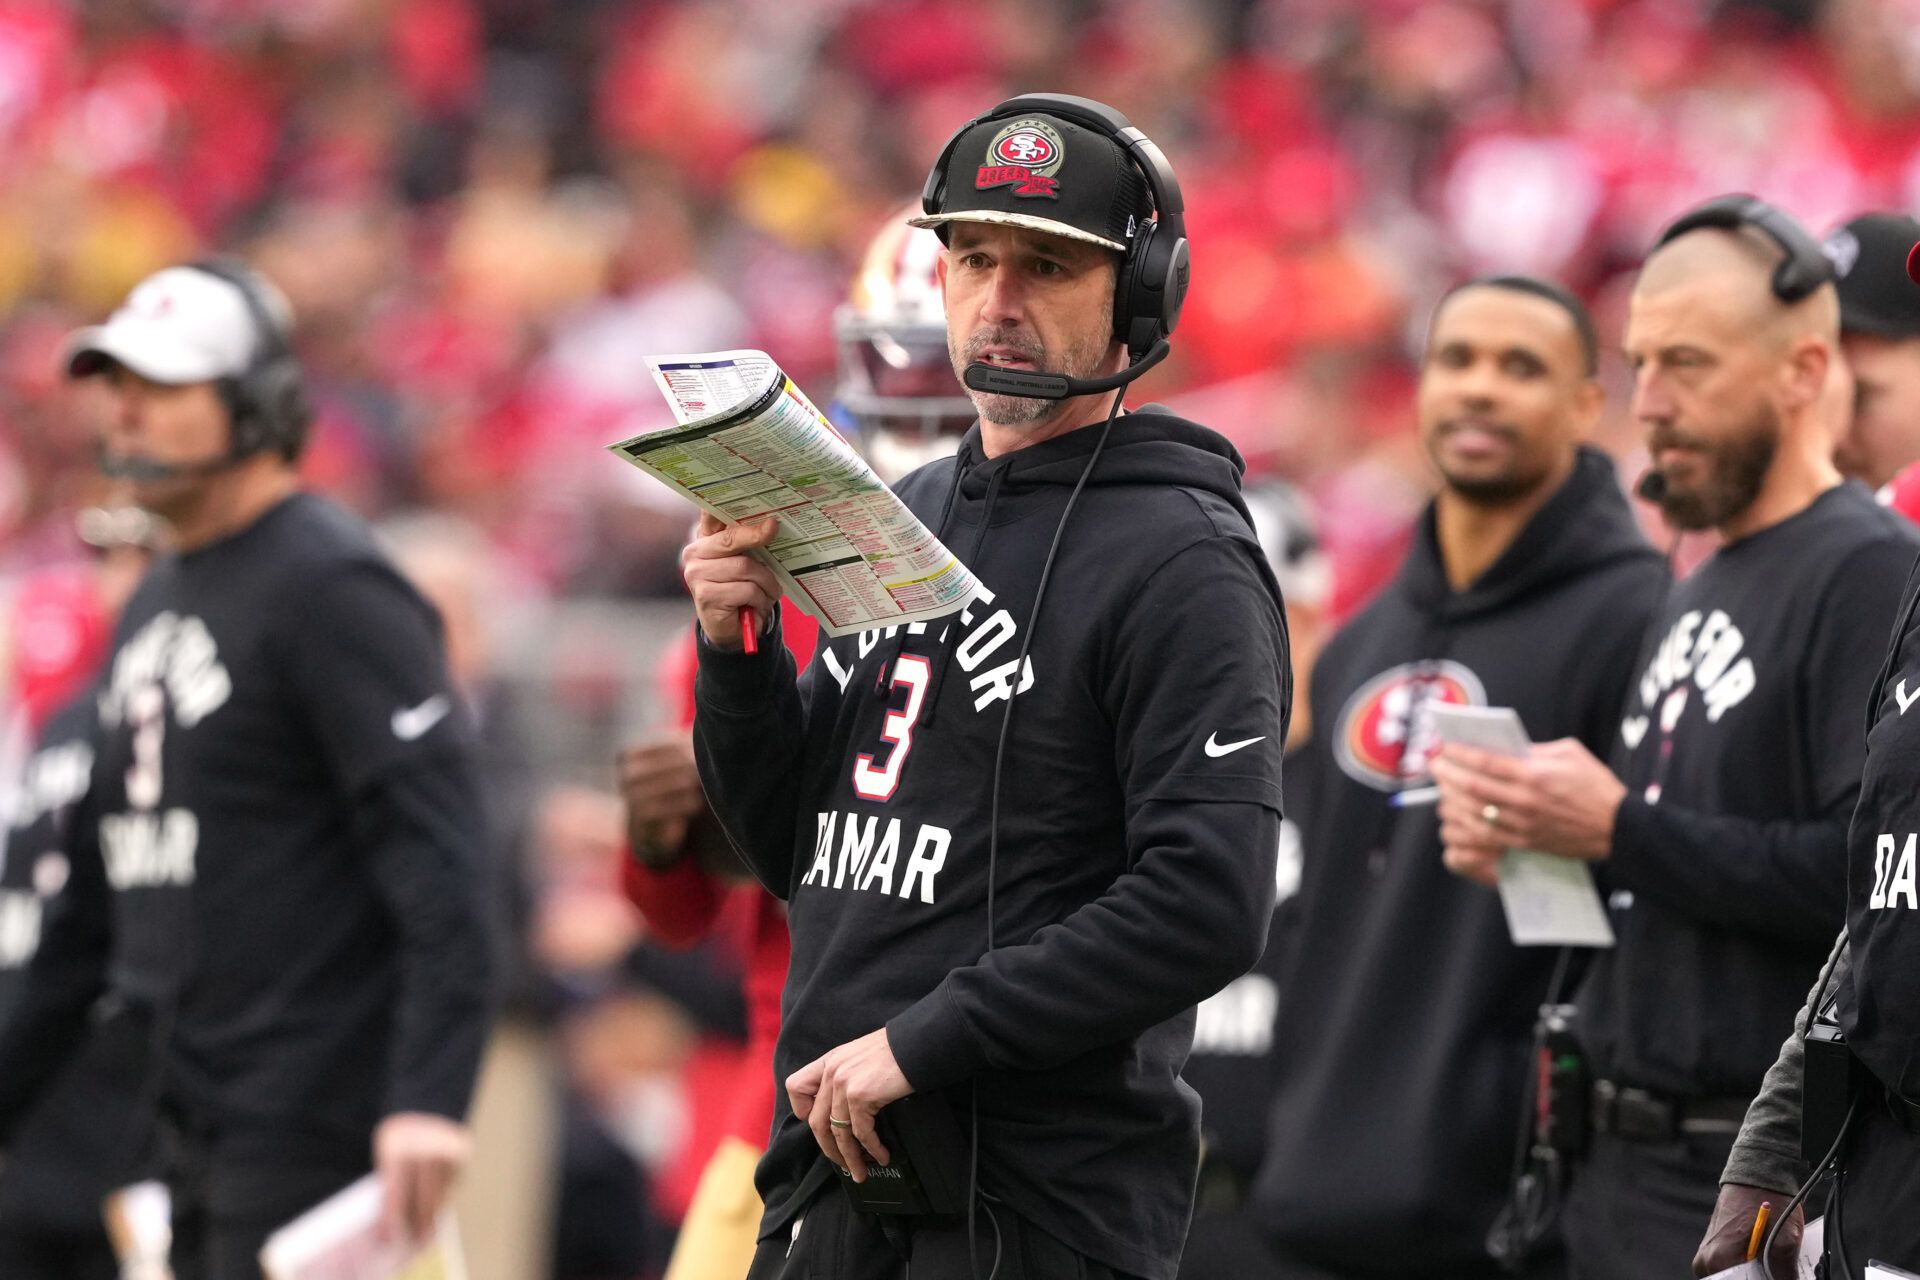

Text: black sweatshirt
xmin=0 ymin=493 xmax=493 ymax=1164
xmin=0 ymin=691 xmax=139 ymax=1233
xmin=1841 ymin=553 xmax=1920 ymax=1099
xmin=1578 ymin=482 xmax=1919 ymax=1098
xmin=1250 ymin=447 xmax=1667 ymax=1276
xmin=694 ymin=410 xmax=1290 ymax=1280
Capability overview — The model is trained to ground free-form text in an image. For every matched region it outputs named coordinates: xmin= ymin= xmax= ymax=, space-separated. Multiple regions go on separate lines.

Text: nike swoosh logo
xmin=392 ymin=694 xmax=452 ymax=741
xmin=1899 ymin=680 xmax=1920 ymax=716
xmin=1204 ymin=733 xmax=1265 ymax=758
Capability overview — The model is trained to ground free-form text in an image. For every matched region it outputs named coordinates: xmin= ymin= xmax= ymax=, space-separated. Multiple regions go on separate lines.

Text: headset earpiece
xmin=1116 ymin=219 xmax=1190 ymax=359
xmin=187 ymin=258 xmax=313 ymax=462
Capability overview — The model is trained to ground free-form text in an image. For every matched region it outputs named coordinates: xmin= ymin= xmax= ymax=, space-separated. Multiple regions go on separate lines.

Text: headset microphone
xmin=962 ymin=337 xmax=1169 ymax=401
xmin=1635 ymin=469 xmax=1668 ymax=503
xmin=97 ymin=445 xmax=241 ymax=483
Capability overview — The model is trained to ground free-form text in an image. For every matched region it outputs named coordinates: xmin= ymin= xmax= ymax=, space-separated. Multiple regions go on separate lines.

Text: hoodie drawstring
xmin=916 ymin=462 xmax=1007 ymax=726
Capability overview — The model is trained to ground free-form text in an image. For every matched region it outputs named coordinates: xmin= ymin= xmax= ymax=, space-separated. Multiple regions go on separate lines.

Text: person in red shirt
xmin=617 ymin=211 xmax=969 ymax=1280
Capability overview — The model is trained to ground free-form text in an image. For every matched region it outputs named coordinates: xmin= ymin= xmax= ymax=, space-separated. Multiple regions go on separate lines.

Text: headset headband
xmin=1654 ymin=195 xmax=1834 ymax=303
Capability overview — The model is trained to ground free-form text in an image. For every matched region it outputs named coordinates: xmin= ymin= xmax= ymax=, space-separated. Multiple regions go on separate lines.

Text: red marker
xmin=740 ymin=606 xmax=759 ymax=655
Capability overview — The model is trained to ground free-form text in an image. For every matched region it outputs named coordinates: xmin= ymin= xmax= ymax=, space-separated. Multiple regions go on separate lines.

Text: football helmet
xmin=833 ymin=211 xmax=975 ymax=483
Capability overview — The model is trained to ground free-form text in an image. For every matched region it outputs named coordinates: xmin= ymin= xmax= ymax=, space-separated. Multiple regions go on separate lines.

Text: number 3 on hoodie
xmin=852 ymin=655 xmax=932 ymax=802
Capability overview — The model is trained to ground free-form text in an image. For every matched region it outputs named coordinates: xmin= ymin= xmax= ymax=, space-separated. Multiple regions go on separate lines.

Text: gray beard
xmin=971 ymin=388 xmax=1056 ymax=426
xmin=952 ymin=327 xmax=1109 ymax=428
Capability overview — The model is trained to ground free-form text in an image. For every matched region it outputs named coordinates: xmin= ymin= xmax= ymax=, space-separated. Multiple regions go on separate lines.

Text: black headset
xmin=921 ymin=93 xmax=1190 ymax=360
xmin=186 ymin=257 xmax=313 ymax=462
xmin=1653 ymin=194 xmax=1835 ymax=303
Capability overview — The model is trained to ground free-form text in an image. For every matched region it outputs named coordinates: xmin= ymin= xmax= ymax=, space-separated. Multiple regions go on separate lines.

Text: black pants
xmin=744 ymin=1188 xmax=1140 ymax=1280
xmin=1561 ymin=1129 xmax=1733 ymax=1280
xmin=1830 ymin=1102 xmax=1920 ymax=1272
xmin=1177 ymin=1209 xmax=1567 ymax=1280
xmin=167 ymin=1148 xmax=367 ymax=1280
xmin=0 ymin=1224 xmax=119 ymax=1280
xmin=1178 ymin=1212 xmax=1295 ymax=1279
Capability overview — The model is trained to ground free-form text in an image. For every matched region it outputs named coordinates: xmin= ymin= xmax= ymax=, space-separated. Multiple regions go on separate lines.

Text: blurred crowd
xmin=12 ymin=0 xmax=1920 ymax=605
xmin=9 ymin=0 xmax=1920 ymax=1275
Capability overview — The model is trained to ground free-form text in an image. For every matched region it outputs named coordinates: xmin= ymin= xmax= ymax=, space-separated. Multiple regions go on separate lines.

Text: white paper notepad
xmin=258 ymin=1174 xmax=466 ymax=1280
xmin=1427 ymin=705 xmax=1615 ymax=948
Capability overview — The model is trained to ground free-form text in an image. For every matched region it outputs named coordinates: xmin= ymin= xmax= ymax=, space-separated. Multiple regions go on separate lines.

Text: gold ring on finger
xmin=829 ymin=1116 xmax=852 ymax=1129
xmin=1482 ymin=802 xmax=1502 ymax=828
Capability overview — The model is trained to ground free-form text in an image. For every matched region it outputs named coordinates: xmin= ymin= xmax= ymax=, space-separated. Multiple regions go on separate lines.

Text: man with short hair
xmin=685 ymin=95 xmax=1290 ymax=1280
xmin=0 ymin=260 xmax=493 ymax=1280
xmin=1228 ymin=277 xmax=1665 ymax=1280
xmin=1435 ymin=201 xmax=1920 ymax=1280
xmin=617 ymin=212 xmax=965 ymax=1280
xmin=1824 ymin=212 xmax=1920 ymax=489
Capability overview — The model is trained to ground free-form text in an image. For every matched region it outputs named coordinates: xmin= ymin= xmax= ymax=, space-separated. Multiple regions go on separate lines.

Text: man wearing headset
xmin=1694 ymin=241 xmax=1920 ymax=1278
xmin=0 ymin=261 xmax=493 ymax=1280
xmin=683 ymin=96 xmax=1290 ymax=1280
xmin=1432 ymin=199 xmax=1919 ymax=1280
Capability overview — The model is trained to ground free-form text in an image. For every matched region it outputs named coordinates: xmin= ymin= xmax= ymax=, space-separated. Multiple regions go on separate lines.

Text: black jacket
xmin=0 ymin=494 xmax=493 ymax=1165
xmin=695 ymin=410 xmax=1290 ymax=1280
xmin=0 ymin=692 xmax=143 ymax=1233
xmin=1252 ymin=448 xmax=1666 ymax=1276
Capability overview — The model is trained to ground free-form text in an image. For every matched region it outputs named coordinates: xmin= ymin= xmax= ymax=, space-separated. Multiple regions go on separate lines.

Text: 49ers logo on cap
xmin=977 ymin=119 xmax=1065 ymax=200
xmin=1333 ymin=660 xmax=1487 ymax=791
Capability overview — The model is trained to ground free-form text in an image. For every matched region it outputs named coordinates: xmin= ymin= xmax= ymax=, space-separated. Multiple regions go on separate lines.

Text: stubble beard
xmin=1430 ymin=419 xmax=1554 ymax=507
xmin=1651 ymin=401 xmax=1782 ymax=532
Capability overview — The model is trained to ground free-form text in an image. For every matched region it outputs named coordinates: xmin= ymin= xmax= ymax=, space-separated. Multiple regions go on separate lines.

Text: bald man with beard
xmin=1432 ymin=199 xmax=1920 ymax=1280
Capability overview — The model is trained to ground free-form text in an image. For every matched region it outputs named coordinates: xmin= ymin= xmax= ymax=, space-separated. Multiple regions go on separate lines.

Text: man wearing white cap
xmin=0 ymin=259 xmax=494 ymax=1280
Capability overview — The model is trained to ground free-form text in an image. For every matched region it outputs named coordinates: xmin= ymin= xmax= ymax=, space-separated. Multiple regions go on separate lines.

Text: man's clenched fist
xmin=681 ymin=513 xmax=781 ymax=651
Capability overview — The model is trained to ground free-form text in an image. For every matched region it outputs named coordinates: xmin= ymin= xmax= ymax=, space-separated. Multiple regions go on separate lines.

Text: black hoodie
xmin=1250 ymin=447 xmax=1666 ymax=1276
xmin=694 ymin=409 xmax=1290 ymax=1280
xmin=0 ymin=691 xmax=139 ymax=1235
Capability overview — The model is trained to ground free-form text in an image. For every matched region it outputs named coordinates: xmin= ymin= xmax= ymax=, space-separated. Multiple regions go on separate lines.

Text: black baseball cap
xmin=910 ymin=111 xmax=1151 ymax=253
xmin=1824 ymin=213 xmax=1920 ymax=337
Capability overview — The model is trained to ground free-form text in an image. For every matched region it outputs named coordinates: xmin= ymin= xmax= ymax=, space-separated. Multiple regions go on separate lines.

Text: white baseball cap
xmin=66 ymin=265 xmax=283 ymax=384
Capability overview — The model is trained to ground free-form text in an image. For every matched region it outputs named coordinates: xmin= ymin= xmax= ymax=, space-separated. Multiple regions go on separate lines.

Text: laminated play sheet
xmin=609 ymin=350 xmax=979 ymax=637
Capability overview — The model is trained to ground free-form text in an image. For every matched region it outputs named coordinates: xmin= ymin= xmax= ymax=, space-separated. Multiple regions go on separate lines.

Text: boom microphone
xmin=97 ymin=445 xmax=241 ymax=483
xmin=963 ymin=338 xmax=1170 ymax=402
xmin=1635 ymin=469 xmax=1668 ymax=503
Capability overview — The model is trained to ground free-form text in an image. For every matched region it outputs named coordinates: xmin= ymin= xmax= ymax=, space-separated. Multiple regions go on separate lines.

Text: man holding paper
xmin=1234 ymin=277 xmax=1666 ymax=1280
xmin=684 ymin=94 xmax=1290 ymax=1280
xmin=1433 ymin=197 xmax=1920 ymax=1280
